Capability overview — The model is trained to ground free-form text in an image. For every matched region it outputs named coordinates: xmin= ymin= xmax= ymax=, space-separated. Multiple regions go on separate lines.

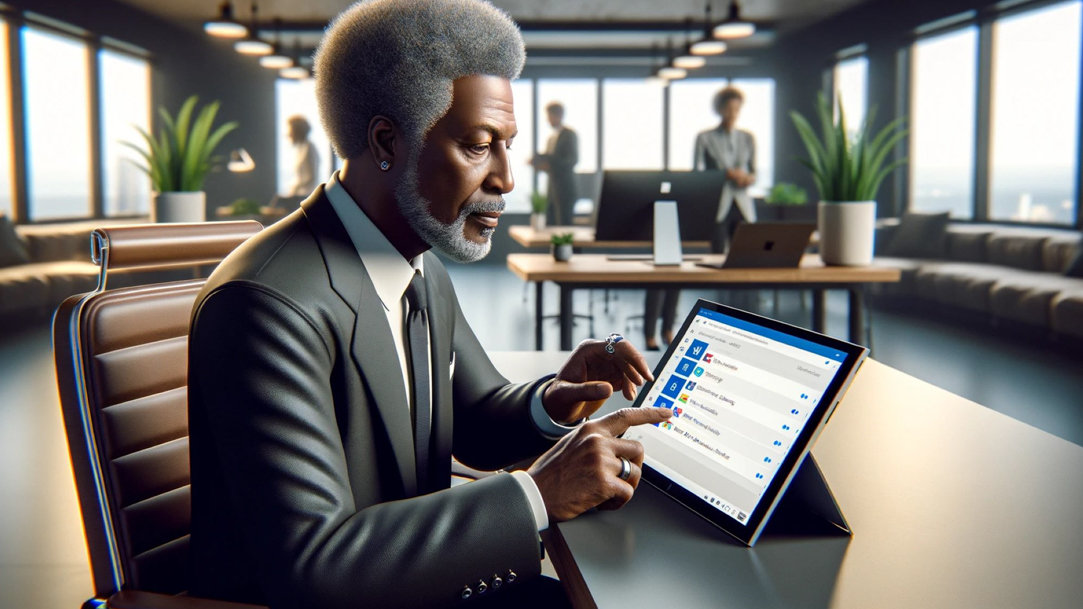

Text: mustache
xmin=461 ymin=199 xmax=506 ymax=215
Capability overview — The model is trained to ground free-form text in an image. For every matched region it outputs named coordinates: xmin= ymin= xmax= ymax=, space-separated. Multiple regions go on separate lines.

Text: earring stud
xmin=379 ymin=160 xmax=391 ymax=171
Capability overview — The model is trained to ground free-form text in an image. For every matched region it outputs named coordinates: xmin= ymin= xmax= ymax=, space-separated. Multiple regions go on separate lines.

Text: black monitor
xmin=594 ymin=170 xmax=727 ymax=242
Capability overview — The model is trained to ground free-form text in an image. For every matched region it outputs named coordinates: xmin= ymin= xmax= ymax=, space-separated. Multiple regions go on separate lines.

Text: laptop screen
xmin=624 ymin=303 xmax=857 ymax=526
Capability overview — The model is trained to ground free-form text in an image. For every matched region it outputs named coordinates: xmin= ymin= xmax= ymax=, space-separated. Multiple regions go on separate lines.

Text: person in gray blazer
xmin=186 ymin=1 xmax=669 ymax=608
xmin=643 ymin=86 xmax=757 ymax=349
xmin=531 ymin=102 xmax=579 ymax=225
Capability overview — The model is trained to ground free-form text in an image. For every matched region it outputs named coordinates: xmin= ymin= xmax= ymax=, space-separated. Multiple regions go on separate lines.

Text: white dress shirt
xmin=323 ymin=171 xmax=564 ymax=531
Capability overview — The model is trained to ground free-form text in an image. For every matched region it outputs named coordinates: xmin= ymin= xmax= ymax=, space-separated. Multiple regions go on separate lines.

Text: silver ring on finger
xmin=605 ymin=333 xmax=624 ymax=354
xmin=617 ymin=456 xmax=632 ymax=481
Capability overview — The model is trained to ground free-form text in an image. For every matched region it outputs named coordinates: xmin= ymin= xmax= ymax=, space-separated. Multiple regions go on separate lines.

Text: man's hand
xmin=543 ymin=337 xmax=654 ymax=424
xmin=527 ymin=407 xmax=673 ymax=521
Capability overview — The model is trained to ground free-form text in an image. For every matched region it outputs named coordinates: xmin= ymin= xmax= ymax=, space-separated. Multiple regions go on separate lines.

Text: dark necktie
xmin=404 ymin=271 xmax=431 ymax=492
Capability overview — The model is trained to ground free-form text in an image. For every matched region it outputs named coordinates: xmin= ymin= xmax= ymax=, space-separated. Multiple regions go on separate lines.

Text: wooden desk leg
xmin=535 ymin=281 xmax=545 ymax=351
xmin=560 ymin=285 xmax=573 ymax=350
xmin=848 ymin=288 xmax=865 ymax=344
xmin=812 ymin=289 xmax=826 ymax=333
xmin=541 ymin=525 xmax=598 ymax=609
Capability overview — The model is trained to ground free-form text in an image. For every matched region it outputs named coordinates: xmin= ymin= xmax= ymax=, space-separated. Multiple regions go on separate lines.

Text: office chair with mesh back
xmin=53 ymin=221 xmax=268 ymax=609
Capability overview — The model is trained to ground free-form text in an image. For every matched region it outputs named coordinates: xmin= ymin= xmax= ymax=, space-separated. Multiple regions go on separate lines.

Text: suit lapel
xmin=301 ymin=191 xmax=418 ymax=496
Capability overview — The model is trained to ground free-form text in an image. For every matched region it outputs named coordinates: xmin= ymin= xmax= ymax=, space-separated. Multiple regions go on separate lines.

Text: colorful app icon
xmin=693 ymin=367 xmax=705 ymax=377
xmin=674 ymin=407 xmax=683 ymax=417
xmin=675 ymin=358 xmax=698 ymax=376
xmin=661 ymin=375 xmax=687 ymax=399
xmin=685 ymin=380 xmax=697 ymax=391
xmin=687 ymin=339 xmax=709 ymax=359
xmin=677 ymin=394 xmax=689 ymax=404
xmin=703 ymin=353 xmax=713 ymax=363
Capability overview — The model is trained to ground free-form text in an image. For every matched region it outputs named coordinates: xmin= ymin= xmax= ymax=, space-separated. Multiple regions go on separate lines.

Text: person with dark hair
xmin=643 ymin=86 xmax=757 ymax=350
xmin=284 ymin=114 xmax=319 ymax=197
xmin=187 ymin=1 xmax=669 ymax=608
xmin=531 ymin=101 xmax=579 ymax=225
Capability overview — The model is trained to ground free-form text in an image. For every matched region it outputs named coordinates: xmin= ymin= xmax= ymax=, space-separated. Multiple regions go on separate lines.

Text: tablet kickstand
xmin=763 ymin=454 xmax=851 ymax=538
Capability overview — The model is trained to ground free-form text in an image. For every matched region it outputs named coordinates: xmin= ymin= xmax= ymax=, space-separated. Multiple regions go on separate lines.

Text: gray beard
xmin=394 ymin=162 xmax=503 ymax=264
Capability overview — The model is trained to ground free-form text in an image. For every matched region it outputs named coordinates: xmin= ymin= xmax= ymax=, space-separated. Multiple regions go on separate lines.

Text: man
xmin=530 ymin=102 xmax=579 ymax=226
xmin=643 ymin=86 xmax=758 ymax=348
xmin=186 ymin=1 xmax=670 ymax=608
xmin=284 ymin=114 xmax=319 ymax=197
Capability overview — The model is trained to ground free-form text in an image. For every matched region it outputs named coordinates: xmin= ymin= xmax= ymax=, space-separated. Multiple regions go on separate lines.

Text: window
xmin=23 ymin=26 xmax=91 ymax=220
xmin=0 ymin=22 xmax=12 ymax=217
xmin=833 ymin=55 xmax=868 ymax=136
xmin=989 ymin=0 xmax=1081 ymax=224
xmin=602 ymin=79 xmax=663 ymax=170
xmin=667 ymin=78 xmax=727 ymax=170
xmin=910 ymin=26 xmax=977 ymax=218
xmin=100 ymin=49 xmax=150 ymax=216
xmin=506 ymin=78 xmax=533 ymax=213
xmin=730 ymin=79 xmax=774 ymax=196
xmin=275 ymin=78 xmax=332 ymax=198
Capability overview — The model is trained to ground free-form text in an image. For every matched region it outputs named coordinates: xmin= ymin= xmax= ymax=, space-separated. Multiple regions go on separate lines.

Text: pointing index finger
xmin=595 ymin=407 xmax=672 ymax=437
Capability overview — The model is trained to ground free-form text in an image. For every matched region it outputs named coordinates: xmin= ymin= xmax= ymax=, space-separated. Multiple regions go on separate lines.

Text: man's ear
xmin=367 ymin=115 xmax=398 ymax=171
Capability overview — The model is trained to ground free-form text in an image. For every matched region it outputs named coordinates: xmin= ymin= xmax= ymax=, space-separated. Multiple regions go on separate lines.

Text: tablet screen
xmin=624 ymin=299 xmax=866 ymax=543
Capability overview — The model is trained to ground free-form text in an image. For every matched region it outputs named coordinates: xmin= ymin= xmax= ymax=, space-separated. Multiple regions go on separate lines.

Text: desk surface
xmin=492 ymin=352 xmax=1083 ymax=609
xmin=506 ymin=253 xmax=900 ymax=285
xmin=508 ymin=225 xmax=710 ymax=249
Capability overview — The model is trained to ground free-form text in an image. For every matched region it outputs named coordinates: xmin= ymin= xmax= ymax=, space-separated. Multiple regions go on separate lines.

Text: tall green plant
xmin=789 ymin=92 xmax=907 ymax=202
xmin=125 ymin=96 xmax=238 ymax=192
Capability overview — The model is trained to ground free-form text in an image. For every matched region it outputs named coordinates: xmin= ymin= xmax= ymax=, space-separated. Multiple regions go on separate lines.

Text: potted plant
xmin=790 ymin=92 xmax=907 ymax=265
xmin=765 ymin=183 xmax=808 ymax=206
xmin=550 ymin=232 xmax=574 ymax=262
xmin=530 ymin=191 xmax=548 ymax=231
xmin=126 ymin=95 xmax=238 ymax=223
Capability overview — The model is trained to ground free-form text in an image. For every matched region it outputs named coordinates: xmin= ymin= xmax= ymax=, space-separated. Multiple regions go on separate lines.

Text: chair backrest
xmin=53 ymin=221 xmax=262 ymax=599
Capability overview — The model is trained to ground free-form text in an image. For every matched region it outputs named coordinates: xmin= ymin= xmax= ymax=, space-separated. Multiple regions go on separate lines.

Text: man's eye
xmin=469 ymin=143 xmax=490 ymax=155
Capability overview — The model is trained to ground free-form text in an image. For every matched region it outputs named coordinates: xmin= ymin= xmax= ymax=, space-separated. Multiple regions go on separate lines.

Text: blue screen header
xmin=696 ymin=308 xmax=848 ymax=362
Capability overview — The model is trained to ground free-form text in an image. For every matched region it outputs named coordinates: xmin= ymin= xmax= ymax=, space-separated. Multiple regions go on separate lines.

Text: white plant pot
xmin=552 ymin=243 xmax=573 ymax=262
xmin=530 ymin=213 xmax=547 ymax=231
xmin=818 ymin=201 xmax=876 ymax=266
xmin=153 ymin=191 xmax=206 ymax=223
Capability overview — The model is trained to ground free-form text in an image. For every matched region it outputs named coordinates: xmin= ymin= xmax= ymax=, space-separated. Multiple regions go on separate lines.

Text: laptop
xmin=697 ymin=223 xmax=815 ymax=269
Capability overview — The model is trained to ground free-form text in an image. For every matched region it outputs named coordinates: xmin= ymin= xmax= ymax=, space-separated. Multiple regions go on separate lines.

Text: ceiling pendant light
xmin=234 ymin=2 xmax=273 ymax=56
xmin=280 ymin=66 xmax=310 ymax=79
xmin=204 ymin=1 xmax=248 ymax=39
xmin=657 ymin=66 xmax=688 ymax=80
xmin=690 ymin=3 xmax=727 ymax=55
xmin=673 ymin=54 xmax=706 ymax=69
xmin=260 ymin=19 xmax=293 ymax=68
xmin=713 ymin=1 xmax=756 ymax=40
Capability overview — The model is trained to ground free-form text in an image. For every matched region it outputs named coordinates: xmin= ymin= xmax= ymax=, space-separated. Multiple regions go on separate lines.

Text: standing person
xmin=285 ymin=115 xmax=319 ymax=197
xmin=186 ymin=1 xmax=670 ymax=608
xmin=531 ymin=102 xmax=579 ymax=225
xmin=643 ymin=86 xmax=757 ymax=350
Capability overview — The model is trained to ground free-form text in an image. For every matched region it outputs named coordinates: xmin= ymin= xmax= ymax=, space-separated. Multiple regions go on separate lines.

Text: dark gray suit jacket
xmin=188 ymin=187 xmax=556 ymax=608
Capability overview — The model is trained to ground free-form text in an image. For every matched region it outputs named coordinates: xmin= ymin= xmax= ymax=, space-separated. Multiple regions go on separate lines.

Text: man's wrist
xmin=530 ymin=378 xmax=584 ymax=439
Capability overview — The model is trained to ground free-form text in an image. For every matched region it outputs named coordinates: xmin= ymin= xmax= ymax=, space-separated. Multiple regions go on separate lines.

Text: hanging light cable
xmin=260 ymin=18 xmax=293 ymax=68
xmin=673 ymin=17 xmax=707 ymax=69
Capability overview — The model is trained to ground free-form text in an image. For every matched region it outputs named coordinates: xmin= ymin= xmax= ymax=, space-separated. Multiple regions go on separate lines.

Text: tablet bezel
xmin=628 ymin=298 xmax=867 ymax=546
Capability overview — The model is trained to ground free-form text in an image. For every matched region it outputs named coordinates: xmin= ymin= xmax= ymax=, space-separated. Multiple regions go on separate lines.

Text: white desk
xmin=492 ymin=352 xmax=1083 ymax=609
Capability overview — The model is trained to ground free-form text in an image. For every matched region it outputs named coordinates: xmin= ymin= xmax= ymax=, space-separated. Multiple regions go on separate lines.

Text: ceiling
xmin=110 ymin=0 xmax=874 ymax=64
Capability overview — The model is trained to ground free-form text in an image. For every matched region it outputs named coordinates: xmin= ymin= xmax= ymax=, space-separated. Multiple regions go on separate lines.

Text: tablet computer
xmin=624 ymin=299 xmax=867 ymax=546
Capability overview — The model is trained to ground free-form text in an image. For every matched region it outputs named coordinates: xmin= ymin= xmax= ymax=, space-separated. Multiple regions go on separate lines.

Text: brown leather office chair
xmin=53 ymin=222 xmax=267 ymax=609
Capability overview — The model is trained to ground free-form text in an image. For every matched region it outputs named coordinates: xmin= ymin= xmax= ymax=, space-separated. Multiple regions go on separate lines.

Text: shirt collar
xmin=324 ymin=171 xmax=422 ymax=311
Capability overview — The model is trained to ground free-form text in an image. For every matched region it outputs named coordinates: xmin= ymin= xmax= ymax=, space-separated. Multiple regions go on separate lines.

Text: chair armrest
xmin=107 ymin=591 xmax=268 ymax=609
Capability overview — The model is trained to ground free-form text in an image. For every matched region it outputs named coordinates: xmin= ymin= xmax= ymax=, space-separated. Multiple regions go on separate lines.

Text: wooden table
xmin=508 ymin=224 xmax=710 ymax=249
xmin=505 ymin=253 xmax=900 ymax=350
xmin=492 ymin=351 xmax=1083 ymax=609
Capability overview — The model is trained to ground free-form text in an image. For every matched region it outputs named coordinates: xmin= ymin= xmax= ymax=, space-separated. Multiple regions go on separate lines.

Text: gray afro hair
xmin=314 ymin=0 xmax=525 ymax=159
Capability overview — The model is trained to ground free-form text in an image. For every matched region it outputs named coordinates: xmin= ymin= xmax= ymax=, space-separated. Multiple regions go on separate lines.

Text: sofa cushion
xmin=914 ymin=262 xmax=1028 ymax=313
xmin=871 ymin=256 xmax=926 ymax=295
xmin=987 ymin=233 xmax=1047 ymax=271
xmin=1051 ymin=290 xmax=1083 ymax=339
xmin=0 ymin=266 xmax=51 ymax=315
xmin=990 ymin=273 xmax=1083 ymax=327
xmin=1064 ymin=248 xmax=1083 ymax=278
xmin=19 ymin=222 xmax=97 ymax=263
xmin=884 ymin=212 xmax=950 ymax=258
xmin=946 ymin=229 xmax=992 ymax=263
xmin=1042 ymin=234 xmax=1081 ymax=273
xmin=0 ymin=215 xmax=30 ymax=268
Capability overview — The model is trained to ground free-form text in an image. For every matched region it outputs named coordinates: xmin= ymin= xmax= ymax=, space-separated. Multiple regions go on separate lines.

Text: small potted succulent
xmin=530 ymin=191 xmax=548 ymax=231
xmin=550 ymin=232 xmax=574 ymax=262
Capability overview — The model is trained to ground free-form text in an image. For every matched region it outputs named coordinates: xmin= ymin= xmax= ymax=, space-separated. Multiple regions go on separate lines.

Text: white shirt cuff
xmin=509 ymin=470 xmax=549 ymax=532
xmin=529 ymin=379 xmax=583 ymax=440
